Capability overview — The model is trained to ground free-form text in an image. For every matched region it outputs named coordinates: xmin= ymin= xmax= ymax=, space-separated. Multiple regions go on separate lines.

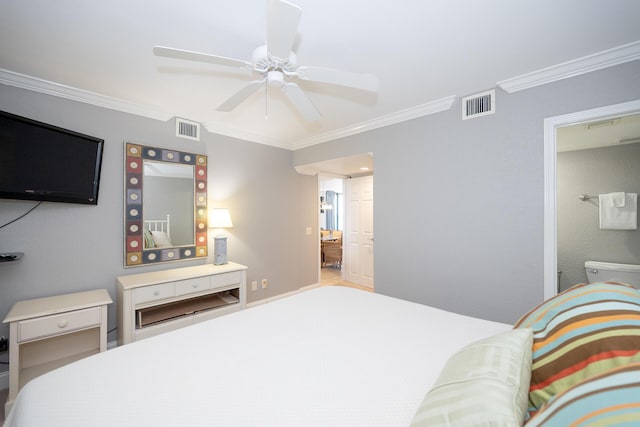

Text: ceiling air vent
xmin=175 ymin=118 xmax=200 ymax=141
xmin=462 ymin=89 xmax=495 ymax=120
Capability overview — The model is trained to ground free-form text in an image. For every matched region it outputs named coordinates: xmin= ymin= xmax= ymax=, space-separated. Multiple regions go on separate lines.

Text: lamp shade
xmin=209 ymin=208 xmax=233 ymax=228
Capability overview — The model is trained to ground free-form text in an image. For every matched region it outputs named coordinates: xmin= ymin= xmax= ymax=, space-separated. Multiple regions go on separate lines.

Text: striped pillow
xmin=143 ymin=228 xmax=155 ymax=248
xmin=525 ymin=362 xmax=640 ymax=427
xmin=410 ymin=328 xmax=532 ymax=427
xmin=514 ymin=282 xmax=640 ymax=415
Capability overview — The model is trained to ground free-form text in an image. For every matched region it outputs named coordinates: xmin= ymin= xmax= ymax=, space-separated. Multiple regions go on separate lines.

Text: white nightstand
xmin=2 ymin=289 xmax=112 ymax=417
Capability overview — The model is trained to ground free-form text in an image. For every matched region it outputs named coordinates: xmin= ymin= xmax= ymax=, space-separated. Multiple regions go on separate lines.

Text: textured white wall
xmin=557 ymin=143 xmax=640 ymax=291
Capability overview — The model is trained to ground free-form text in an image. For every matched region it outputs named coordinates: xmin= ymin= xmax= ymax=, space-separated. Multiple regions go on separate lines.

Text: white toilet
xmin=585 ymin=261 xmax=640 ymax=288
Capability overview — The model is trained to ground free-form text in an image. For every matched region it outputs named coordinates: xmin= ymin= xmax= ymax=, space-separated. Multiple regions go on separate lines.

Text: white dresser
xmin=117 ymin=262 xmax=247 ymax=344
xmin=3 ymin=289 xmax=112 ymax=417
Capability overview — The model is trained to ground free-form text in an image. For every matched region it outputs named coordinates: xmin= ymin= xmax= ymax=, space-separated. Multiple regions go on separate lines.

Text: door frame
xmin=543 ymin=99 xmax=640 ymax=300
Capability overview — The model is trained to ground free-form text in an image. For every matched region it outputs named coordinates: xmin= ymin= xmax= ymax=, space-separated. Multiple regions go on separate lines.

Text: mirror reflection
xmin=124 ymin=142 xmax=208 ymax=267
xmin=143 ymin=161 xmax=195 ymax=247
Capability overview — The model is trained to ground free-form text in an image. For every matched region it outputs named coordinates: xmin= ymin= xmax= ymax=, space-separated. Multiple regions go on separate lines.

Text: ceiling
xmin=1 ymin=1 xmax=640 ymax=152
xmin=558 ymin=113 xmax=640 ymax=152
xmin=295 ymin=153 xmax=373 ymax=176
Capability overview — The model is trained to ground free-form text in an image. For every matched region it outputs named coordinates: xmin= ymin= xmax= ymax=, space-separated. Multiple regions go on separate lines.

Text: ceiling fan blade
xmin=282 ymin=82 xmax=320 ymax=122
xmin=216 ymin=80 xmax=265 ymax=112
xmin=267 ymin=0 xmax=302 ymax=61
xmin=296 ymin=66 xmax=379 ymax=92
xmin=153 ymin=46 xmax=252 ymax=70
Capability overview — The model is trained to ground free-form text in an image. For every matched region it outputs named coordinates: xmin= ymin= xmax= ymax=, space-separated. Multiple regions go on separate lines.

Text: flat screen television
xmin=0 ymin=110 xmax=104 ymax=205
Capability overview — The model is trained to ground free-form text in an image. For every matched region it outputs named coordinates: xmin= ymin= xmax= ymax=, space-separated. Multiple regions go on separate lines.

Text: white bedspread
xmin=5 ymin=286 xmax=510 ymax=427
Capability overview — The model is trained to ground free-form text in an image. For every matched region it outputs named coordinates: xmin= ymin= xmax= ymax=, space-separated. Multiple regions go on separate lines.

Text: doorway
xmin=318 ymin=173 xmax=375 ymax=291
xmin=544 ymin=99 xmax=640 ymax=300
xmin=556 ymin=113 xmax=640 ymax=292
xmin=303 ymin=153 xmax=374 ymax=290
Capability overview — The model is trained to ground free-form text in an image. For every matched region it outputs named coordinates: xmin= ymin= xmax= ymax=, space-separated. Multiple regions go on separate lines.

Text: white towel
xmin=611 ymin=192 xmax=626 ymax=207
xmin=599 ymin=192 xmax=637 ymax=230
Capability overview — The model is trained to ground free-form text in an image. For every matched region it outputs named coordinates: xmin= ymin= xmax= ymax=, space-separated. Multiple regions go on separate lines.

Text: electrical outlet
xmin=261 ymin=278 xmax=268 ymax=289
xmin=0 ymin=336 xmax=7 ymax=352
xmin=251 ymin=281 xmax=258 ymax=291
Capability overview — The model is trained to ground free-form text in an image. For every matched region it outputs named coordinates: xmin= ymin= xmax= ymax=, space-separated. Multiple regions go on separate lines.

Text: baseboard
xmin=247 ymin=283 xmax=320 ymax=308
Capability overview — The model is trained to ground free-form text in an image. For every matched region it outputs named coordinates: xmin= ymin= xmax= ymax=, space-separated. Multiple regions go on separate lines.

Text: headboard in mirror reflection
xmin=124 ymin=142 xmax=208 ymax=267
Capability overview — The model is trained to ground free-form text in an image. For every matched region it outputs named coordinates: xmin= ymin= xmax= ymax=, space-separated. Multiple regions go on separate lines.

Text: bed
xmin=5 ymin=287 xmax=509 ymax=426
xmin=5 ymin=283 xmax=640 ymax=426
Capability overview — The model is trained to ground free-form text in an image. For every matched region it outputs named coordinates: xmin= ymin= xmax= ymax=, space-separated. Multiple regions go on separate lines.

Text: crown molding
xmin=497 ymin=40 xmax=640 ymax=93
xmin=0 ymin=68 xmax=172 ymax=121
xmin=291 ymin=95 xmax=456 ymax=150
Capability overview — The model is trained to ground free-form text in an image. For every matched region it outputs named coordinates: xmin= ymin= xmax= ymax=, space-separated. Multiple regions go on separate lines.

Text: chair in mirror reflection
xmin=321 ymin=229 xmax=342 ymax=268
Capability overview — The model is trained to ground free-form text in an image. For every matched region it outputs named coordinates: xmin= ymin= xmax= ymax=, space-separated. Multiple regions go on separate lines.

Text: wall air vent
xmin=175 ymin=118 xmax=200 ymax=141
xmin=462 ymin=89 xmax=495 ymax=120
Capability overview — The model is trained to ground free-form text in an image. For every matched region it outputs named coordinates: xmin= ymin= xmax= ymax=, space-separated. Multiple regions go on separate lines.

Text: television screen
xmin=0 ymin=110 xmax=104 ymax=205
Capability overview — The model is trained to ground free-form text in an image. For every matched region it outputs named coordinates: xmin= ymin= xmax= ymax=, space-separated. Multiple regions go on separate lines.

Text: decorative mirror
xmin=124 ymin=142 xmax=208 ymax=267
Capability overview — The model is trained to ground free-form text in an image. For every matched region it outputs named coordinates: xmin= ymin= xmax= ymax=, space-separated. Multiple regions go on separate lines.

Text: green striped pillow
xmin=513 ymin=282 xmax=640 ymax=416
xmin=143 ymin=228 xmax=155 ymax=248
xmin=525 ymin=362 xmax=640 ymax=426
xmin=410 ymin=328 xmax=532 ymax=427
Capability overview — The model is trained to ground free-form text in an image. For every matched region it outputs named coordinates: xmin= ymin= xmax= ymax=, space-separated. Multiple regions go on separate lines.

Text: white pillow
xmin=411 ymin=328 xmax=533 ymax=427
xmin=151 ymin=231 xmax=172 ymax=247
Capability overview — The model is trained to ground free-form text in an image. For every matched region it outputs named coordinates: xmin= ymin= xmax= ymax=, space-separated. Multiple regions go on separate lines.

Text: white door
xmin=345 ymin=175 xmax=374 ymax=288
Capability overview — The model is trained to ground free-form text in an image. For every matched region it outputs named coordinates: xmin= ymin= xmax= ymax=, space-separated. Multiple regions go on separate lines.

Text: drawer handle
xmin=153 ymin=290 xmax=160 ymax=296
xmin=58 ymin=320 xmax=68 ymax=328
xmin=192 ymin=284 xmax=198 ymax=288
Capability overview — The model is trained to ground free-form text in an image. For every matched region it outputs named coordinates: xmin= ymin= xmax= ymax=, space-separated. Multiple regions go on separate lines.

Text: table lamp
xmin=209 ymin=208 xmax=233 ymax=265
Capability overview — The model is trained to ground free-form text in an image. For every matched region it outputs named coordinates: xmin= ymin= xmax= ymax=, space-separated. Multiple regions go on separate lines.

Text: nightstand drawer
xmin=134 ymin=282 xmax=176 ymax=304
xmin=175 ymin=276 xmax=211 ymax=297
xmin=17 ymin=307 xmax=102 ymax=342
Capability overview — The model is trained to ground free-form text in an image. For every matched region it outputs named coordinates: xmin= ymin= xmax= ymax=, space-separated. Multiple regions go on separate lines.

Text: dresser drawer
xmin=134 ymin=282 xmax=176 ymax=304
xmin=210 ymin=271 xmax=242 ymax=288
xmin=175 ymin=276 xmax=211 ymax=297
xmin=18 ymin=307 xmax=102 ymax=342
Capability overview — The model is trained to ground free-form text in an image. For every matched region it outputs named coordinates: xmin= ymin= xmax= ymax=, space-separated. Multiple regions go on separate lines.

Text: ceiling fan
xmin=153 ymin=0 xmax=379 ymax=122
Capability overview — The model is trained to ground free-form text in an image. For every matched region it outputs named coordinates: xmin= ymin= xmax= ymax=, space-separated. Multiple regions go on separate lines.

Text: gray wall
xmin=298 ymin=174 xmax=320 ymax=287
xmin=0 ymin=83 xmax=317 ymax=366
xmin=557 ymin=143 xmax=640 ymax=291
xmin=294 ymin=60 xmax=640 ymax=324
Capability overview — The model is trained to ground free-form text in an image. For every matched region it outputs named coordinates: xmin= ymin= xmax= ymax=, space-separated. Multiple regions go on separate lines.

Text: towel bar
xmin=579 ymin=194 xmax=597 ymax=201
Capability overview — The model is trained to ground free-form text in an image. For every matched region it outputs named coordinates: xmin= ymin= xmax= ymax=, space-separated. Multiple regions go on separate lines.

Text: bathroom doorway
xmin=544 ymin=100 xmax=640 ymax=299
xmin=556 ymin=113 xmax=640 ymax=292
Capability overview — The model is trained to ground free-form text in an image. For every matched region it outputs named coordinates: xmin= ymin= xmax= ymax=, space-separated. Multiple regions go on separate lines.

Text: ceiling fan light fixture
xmin=267 ymin=70 xmax=285 ymax=87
